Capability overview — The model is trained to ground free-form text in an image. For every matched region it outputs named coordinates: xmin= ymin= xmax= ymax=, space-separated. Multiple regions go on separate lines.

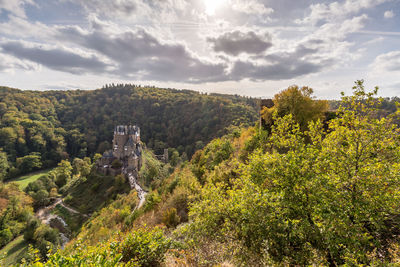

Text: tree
xmin=54 ymin=160 xmax=72 ymax=188
xmin=261 ymin=85 xmax=328 ymax=131
xmin=169 ymin=150 xmax=180 ymax=167
xmin=24 ymin=217 xmax=40 ymax=242
xmin=72 ymin=157 xmax=91 ymax=177
xmin=0 ymin=228 xmax=13 ymax=247
xmin=32 ymin=189 xmax=49 ymax=207
xmin=189 ymin=81 xmax=400 ymax=265
xmin=0 ymin=150 xmax=9 ymax=181
xmin=16 ymin=152 xmax=42 ymax=174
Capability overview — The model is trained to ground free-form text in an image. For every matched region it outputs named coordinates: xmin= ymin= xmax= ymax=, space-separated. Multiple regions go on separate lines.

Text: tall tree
xmin=261 ymin=85 xmax=328 ymax=131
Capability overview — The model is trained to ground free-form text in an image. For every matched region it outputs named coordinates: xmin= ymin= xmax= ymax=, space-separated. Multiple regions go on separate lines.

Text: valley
xmin=1 ymin=82 xmax=400 ymax=266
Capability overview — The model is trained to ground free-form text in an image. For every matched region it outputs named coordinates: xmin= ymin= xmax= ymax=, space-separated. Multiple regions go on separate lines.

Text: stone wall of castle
xmin=97 ymin=125 xmax=142 ymax=176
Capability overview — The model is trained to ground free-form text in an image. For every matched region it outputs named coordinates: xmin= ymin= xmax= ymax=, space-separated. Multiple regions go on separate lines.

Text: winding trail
xmin=36 ymin=198 xmax=88 ymax=222
xmin=59 ymin=201 xmax=89 ymax=217
xmin=35 ymin=198 xmax=88 ymax=248
xmin=34 ymin=168 xmax=147 ymax=249
xmin=127 ymin=171 xmax=147 ymax=208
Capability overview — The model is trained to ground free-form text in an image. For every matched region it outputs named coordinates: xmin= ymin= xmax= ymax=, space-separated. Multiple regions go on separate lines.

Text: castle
xmin=97 ymin=125 xmax=142 ymax=176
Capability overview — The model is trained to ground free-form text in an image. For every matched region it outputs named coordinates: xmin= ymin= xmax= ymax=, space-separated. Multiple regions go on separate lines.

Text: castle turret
xmin=98 ymin=125 xmax=142 ymax=177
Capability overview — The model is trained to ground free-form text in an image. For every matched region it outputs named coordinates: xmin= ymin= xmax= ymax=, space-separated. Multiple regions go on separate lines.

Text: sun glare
xmin=204 ymin=0 xmax=225 ymax=15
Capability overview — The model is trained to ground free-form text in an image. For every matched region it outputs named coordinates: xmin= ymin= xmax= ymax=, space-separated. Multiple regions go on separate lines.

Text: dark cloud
xmin=56 ymin=26 xmax=227 ymax=83
xmin=0 ymin=15 xmax=330 ymax=83
xmin=230 ymin=59 xmax=322 ymax=81
xmin=230 ymin=44 xmax=328 ymax=81
xmin=207 ymin=30 xmax=272 ymax=56
xmin=1 ymin=23 xmax=328 ymax=83
xmin=0 ymin=41 xmax=110 ymax=74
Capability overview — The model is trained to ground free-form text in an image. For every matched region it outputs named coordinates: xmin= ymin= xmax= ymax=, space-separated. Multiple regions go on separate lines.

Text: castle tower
xmin=113 ymin=125 xmax=129 ymax=159
xmin=98 ymin=124 xmax=142 ymax=177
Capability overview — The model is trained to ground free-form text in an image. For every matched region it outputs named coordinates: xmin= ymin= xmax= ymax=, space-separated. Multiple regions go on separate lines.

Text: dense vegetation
xmin=0 ymin=183 xmax=33 ymax=248
xmin=186 ymin=82 xmax=400 ymax=265
xmin=2 ymin=81 xmax=400 ymax=266
xmin=0 ymin=84 xmax=258 ymax=180
xmin=1 ymin=142 xmax=175 ymax=265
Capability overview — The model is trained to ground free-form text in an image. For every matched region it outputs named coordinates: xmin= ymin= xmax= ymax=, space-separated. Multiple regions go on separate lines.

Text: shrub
xmin=0 ymin=229 xmax=12 ymax=247
xmin=119 ymin=227 xmax=172 ymax=266
xmin=162 ymin=208 xmax=180 ymax=228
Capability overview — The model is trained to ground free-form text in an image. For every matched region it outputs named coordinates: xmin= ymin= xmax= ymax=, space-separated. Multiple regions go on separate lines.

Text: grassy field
xmin=0 ymin=235 xmax=29 ymax=266
xmin=6 ymin=168 xmax=53 ymax=190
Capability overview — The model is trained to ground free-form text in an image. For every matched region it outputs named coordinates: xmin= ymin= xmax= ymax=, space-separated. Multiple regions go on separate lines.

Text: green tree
xmin=0 ymin=229 xmax=12 ymax=247
xmin=72 ymin=157 xmax=91 ymax=177
xmin=24 ymin=217 xmax=40 ymax=242
xmin=54 ymin=160 xmax=72 ymax=188
xmin=261 ymin=85 xmax=328 ymax=131
xmin=0 ymin=150 xmax=9 ymax=181
xmin=16 ymin=152 xmax=42 ymax=174
xmin=189 ymin=81 xmax=400 ymax=265
xmin=32 ymin=189 xmax=49 ymax=207
xmin=169 ymin=150 xmax=180 ymax=167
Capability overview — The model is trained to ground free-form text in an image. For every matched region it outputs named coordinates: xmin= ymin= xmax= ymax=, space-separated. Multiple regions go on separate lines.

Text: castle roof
xmin=115 ymin=125 xmax=140 ymax=136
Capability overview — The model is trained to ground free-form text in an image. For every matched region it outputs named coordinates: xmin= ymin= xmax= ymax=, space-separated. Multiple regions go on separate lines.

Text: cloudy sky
xmin=0 ymin=0 xmax=399 ymax=98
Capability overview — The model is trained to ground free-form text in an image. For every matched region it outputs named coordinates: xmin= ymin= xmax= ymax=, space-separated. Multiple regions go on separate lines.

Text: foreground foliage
xmin=22 ymin=227 xmax=174 ymax=267
xmin=187 ymin=81 xmax=400 ymax=265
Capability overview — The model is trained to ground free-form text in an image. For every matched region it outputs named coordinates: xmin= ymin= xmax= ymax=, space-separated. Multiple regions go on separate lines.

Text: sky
xmin=0 ymin=0 xmax=399 ymax=99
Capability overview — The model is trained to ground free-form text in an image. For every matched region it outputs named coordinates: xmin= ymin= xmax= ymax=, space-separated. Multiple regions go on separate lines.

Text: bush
xmin=0 ymin=229 xmax=13 ymax=247
xmin=119 ymin=227 xmax=173 ymax=266
xmin=162 ymin=208 xmax=180 ymax=228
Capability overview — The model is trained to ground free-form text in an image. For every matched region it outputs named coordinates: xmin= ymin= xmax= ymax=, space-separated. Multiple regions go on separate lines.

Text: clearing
xmin=0 ymin=236 xmax=29 ymax=266
xmin=6 ymin=168 xmax=53 ymax=190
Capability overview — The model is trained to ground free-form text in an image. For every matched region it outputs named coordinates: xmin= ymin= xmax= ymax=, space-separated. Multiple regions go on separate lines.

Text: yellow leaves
xmin=260 ymin=106 xmax=275 ymax=126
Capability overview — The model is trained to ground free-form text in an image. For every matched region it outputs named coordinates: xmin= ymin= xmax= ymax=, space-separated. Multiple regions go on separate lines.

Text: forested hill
xmin=0 ymin=84 xmax=258 ymax=178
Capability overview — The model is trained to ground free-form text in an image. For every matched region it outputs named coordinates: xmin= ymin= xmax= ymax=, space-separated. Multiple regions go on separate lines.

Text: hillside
xmin=14 ymin=81 xmax=397 ymax=266
xmin=1 ymin=82 xmax=400 ymax=266
xmin=0 ymin=84 xmax=258 ymax=181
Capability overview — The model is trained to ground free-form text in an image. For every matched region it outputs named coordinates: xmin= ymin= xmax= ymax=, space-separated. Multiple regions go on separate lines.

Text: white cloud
xmin=0 ymin=0 xmax=398 ymax=97
xmin=52 ymin=19 xmax=228 ymax=83
xmin=372 ymin=50 xmax=400 ymax=73
xmin=0 ymin=52 xmax=38 ymax=72
xmin=73 ymin=0 xmax=137 ymax=17
xmin=0 ymin=15 xmax=54 ymax=39
xmin=231 ymin=0 xmax=273 ymax=16
xmin=363 ymin=36 xmax=385 ymax=46
xmin=0 ymin=0 xmax=35 ymax=18
xmin=298 ymin=0 xmax=389 ymax=25
xmin=384 ymin=10 xmax=395 ymax=18
xmin=0 ymin=40 xmax=112 ymax=74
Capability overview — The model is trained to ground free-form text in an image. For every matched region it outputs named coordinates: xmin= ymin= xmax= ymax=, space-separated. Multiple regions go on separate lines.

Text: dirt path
xmin=58 ymin=201 xmax=89 ymax=217
xmin=36 ymin=198 xmax=88 ymax=221
xmin=126 ymin=171 xmax=147 ymax=209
